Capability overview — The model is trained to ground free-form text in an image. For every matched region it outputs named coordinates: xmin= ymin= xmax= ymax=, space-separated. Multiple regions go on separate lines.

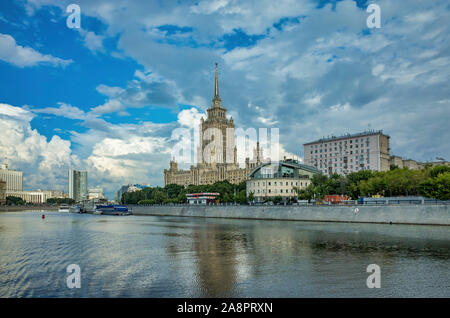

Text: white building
xmin=303 ymin=130 xmax=390 ymax=176
xmin=246 ymin=159 xmax=320 ymax=203
xmin=6 ymin=190 xmax=64 ymax=204
xmin=88 ymin=187 xmax=105 ymax=200
xmin=0 ymin=163 xmax=23 ymax=191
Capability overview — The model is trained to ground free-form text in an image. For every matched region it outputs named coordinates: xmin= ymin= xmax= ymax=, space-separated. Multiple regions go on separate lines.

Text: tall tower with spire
xmin=198 ymin=63 xmax=236 ymax=166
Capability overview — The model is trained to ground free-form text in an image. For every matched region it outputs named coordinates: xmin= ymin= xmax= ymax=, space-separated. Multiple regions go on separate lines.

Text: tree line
xmin=121 ymin=180 xmax=247 ymax=204
xmin=294 ymin=165 xmax=450 ymax=201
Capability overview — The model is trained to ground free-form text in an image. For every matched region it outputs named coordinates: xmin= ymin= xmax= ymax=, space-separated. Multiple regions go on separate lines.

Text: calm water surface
xmin=0 ymin=211 xmax=449 ymax=297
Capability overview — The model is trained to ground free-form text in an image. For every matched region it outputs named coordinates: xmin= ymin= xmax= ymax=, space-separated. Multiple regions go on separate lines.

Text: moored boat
xmin=69 ymin=205 xmax=81 ymax=213
xmin=95 ymin=204 xmax=130 ymax=215
xmin=58 ymin=204 xmax=70 ymax=212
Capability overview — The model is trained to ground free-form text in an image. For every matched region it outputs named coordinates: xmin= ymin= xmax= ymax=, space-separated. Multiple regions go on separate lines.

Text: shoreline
xmin=0 ymin=206 xmax=58 ymax=212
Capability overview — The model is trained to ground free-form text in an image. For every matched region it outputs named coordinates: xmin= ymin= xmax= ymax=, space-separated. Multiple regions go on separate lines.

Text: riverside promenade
xmin=129 ymin=204 xmax=450 ymax=226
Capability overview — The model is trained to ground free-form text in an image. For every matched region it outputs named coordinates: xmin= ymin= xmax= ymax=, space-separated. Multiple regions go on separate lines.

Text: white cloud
xmin=0 ymin=33 xmax=72 ymax=68
xmin=33 ymin=102 xmax=87 ymax=120
xmin=90 ymin=99 xmax=124 ymax=115
xmin=78 ymin=29 xmax=105 ymax=53
xmin=0 ymin=103 xmax=78 ymax=191
xmin=177 ymin=107 xmax=206 ymax=129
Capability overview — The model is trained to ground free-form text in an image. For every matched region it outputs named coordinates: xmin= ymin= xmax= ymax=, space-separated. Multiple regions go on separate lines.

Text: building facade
xmin=164 ymin=64 xmax=264 ymax=187
xmin=5 ymin=190 xmax=64 ymax=204
xmin=0 ymin=163 xmax=23 ymax=191
xmin=246 ymin=159 xmax=320 ymax=203
xmin=88 ymin=187 xmax=105 ymax=200
xmin=303 ymin=130 xmax=390 ymax=176
xmin=68 ymin=169 xmax=88 ymax=202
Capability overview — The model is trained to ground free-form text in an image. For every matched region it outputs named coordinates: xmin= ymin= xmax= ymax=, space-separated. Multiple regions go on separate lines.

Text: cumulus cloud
xmin=0 ymin=103 xmax=78 ymax=190
xmin=0 ymin=33 xmax=72 ymax=68
xmin=177 ymin=107 xmax=206 ymax=129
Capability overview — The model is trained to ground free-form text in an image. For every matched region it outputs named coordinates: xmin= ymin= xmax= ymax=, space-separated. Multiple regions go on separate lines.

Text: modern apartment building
xmin=68 ymin=169 xmax=88 ymax=202
xmin=303 ymin=130 xmax=390 ymax=176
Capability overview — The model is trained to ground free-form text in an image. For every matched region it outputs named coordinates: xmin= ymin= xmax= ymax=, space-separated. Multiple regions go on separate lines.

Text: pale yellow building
xmin=164 ymin=64 xmax=264 ymax=187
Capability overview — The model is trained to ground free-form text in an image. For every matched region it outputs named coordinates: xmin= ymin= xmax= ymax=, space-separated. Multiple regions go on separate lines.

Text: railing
xmin=126 ymin=199 xmax=450 ymax=207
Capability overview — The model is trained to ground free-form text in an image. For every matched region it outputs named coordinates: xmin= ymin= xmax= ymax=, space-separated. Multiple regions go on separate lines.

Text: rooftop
xmin=303 ymin=130 xmax=389 ymax=145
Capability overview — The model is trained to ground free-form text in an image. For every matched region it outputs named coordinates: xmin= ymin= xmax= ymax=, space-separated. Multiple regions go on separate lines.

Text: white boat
xmin=58 ymin=204 xmax=70 ymax=212
xmin=69 ymin=205 xmax=81 ymax=213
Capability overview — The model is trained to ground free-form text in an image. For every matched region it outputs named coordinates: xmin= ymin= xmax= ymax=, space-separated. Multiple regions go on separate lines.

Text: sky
xmin=0 ymin=0 xmax=449 ymax=199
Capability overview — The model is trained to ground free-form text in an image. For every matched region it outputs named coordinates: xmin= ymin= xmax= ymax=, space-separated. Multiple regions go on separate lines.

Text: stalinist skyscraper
xmin=164 ymin=63 xmax=263 ymax=187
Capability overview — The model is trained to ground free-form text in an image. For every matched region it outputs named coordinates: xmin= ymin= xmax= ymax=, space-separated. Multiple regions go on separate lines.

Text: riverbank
xmin=0 ymin=205 xmax=58 ymax=212
xmin=129 ymin=204 xmax=450 ymax=226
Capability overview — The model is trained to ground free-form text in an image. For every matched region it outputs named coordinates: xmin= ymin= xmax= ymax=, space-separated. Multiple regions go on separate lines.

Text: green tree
xmin=6 ymin=196 xmax=25 ymax=205
xmin=248 ymin=192 xmax=255 ymax=203
xmin=273 ymin=196 xmax=283 ymax=205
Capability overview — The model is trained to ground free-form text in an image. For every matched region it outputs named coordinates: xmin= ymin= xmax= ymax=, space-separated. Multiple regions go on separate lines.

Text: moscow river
xmin=0 ymin=211 xmax=449 ymax=297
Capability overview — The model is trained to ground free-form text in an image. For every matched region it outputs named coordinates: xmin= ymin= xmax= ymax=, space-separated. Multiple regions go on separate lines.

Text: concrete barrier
xmin=129 ymin=204 xmax=450 ymax=226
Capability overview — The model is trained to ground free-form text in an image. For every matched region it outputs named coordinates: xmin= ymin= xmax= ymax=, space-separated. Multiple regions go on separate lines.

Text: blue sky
xmin=0 ymin=0 xmax=449 ymax=198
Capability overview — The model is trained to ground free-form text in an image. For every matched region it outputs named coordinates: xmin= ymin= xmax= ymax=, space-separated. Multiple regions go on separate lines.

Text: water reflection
xmin=0 ymin=212 xmax=449 ymax=297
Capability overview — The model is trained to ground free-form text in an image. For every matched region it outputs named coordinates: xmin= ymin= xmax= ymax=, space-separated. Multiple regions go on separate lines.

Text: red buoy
xmin=42 ymin=214 xmax=45 ymax=219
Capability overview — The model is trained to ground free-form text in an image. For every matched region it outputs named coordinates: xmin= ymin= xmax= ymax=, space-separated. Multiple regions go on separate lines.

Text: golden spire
xmin=214 ymin=62 xmax=219 ymax=98
xmin=212 ymin=63 xmax=221 ymax=107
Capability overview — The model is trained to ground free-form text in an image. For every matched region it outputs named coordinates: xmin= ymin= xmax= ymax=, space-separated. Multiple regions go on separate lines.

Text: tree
xmin=273 ymin=196 xmax=283 ymax=205
xmin=248 ymin=192 xmax=255 ymax=203
xmin=6 ymin=196 xmax=25 ymax=205
xmin=419 ymin=172 xmax=450 ymax=200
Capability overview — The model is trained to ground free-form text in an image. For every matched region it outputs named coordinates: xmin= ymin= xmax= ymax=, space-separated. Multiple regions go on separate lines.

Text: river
xmin=0 ymin=211 xmax=448 ymax=297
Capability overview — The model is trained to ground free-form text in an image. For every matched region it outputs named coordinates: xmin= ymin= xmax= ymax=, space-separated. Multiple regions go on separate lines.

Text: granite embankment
xmin=0 ymin=205 xmax=58 ymax=212
xmin=129 ymin=204 xmax=450 ymax=226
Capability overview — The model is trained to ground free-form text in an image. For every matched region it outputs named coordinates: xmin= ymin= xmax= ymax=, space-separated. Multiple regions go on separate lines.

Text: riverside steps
xmin=128 ymin=204 xmax=450 ymax=226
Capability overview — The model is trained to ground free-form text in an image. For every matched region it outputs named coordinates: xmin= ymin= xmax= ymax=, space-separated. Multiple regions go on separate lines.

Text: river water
xmin=0 ymin=211 xmax=448 ymax=297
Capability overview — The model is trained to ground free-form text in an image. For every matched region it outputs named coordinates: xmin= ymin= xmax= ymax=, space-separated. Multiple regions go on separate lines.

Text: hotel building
xmin=164 ymin=64 xmax=264 ymax=187
xmin=303 ymin=130 xmax=390 ymax=176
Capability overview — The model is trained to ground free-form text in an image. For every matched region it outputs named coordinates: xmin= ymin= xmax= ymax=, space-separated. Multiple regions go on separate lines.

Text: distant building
xmin=68 ymin=170 xmax=88 ymax=202
xmin=114 ymin=184 xmax=150 ymax=202
xmin=303 ymin=130 xmax=390 ymax=176
xmin=0 ymin=163 xmax=23 ymax=191
xmin=0 ymin=180 xmax=6 ymax=205
xmin=246 ymin=159 xmax=321 ymax=203
xmin=5 ymin=190 xmax=64 ymax=204
xmin=88 ymin=187 xmax=105 ymax=200
xmin=389 ymin=156 xmax=449 ymax=170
